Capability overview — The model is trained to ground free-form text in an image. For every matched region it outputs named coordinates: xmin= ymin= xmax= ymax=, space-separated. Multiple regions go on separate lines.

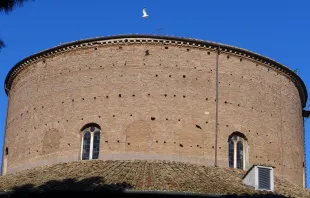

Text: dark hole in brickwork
xmin=151 ymin=117 xmax=156 ymax=121
xmin=113 ymin=115 xmax=115 ymax=117
xmin=128 ymin=143 xmax=130 ymax=145
xmin=224 ymin=101 xmax=227 ymax=104
xmin=43 ymin=60 xmax=46 ymax=63
xmin=238 ymin=104 xmax=240 ymax=107
xmin=179 ymin=144 xmax=183 ymax=147
xmin=169 ymin=75 xmax=172 ymax=77
xmin=5 ymin=147 xmax=8 ymax=155
xmin=145 ymin=50 xmax=150 ymax=56
xmin=98 ymin=116 xmax=101 ymax=118
xmin=178 ymin=119 xmax=181 ymax=122
xmin=206 ymin=121 xmax=208 ymax=124
xmin=219 ymin=147 xmax=221 ymax=149
xmin=132 ymin=94 xmax=135 ymax=97
xmin=34 ymin=108 xmax=36 ymax=111
xmin=72 ymin=99 xmax=74 ymax=102
xmin=94 ymin=47 xmax=97 ymax=50
xmin=82 ymin=98 xmax=84 ymax=101
xmin=240 ymin=58 xmax=242 ymax=62
xmin=183 ymin=95 xmax=186 ymax=98
xmin=197 ymin=145 xmax=199 ymax=147
xmin=207 ymin=52 xmax=210 ymax=55
xmin=155 ymin=74 xmax=158 ymax=77
xmin=226 ymin=125 xmax=229 ymax=127
xmin=119 ymin=46 xmax=122 ymax=49
xmin=174 ymin=95 xmax=176 ymax=97
xmin=212 ymin=146 xmax=214 ymax=148
xmin=68 ymin=143 xmax=70 ymax=146
xmin=66 ymin=120 xmax=69 ymax=122
xmin=227 ymin=55 xmax=230 ymax=59
xmin=166 ymin=118 xmax=169 ymax=120
xmin=62 ymin=101 xmax=64 ymax=104
xmin=42 ymin=106 xmax=44 ymax=108
xmin=94 ymin=97 xmax=96 ymax=99
xmin=21 ymin=113 xmax=23 ymax=117
xmin=106 ymin=96 xmax=109 ymax=98
xmin=164 ymin=94 xmax=167 ymax=97
xmin=156 ymin=140 xmax=158 ymax=143
xmin=187 ymin=49 xmax=190 ymax=52
xmin=119 ymin=94 xmax=122 ymax=98
xmin=148 ymin=93 xmax=150 ymax=96
xmin=183 ymin=75 xmax=186 ymax=78
xmin=117 ymin=140 xmax=120 ymax=143
xmin=164 ymin=141 xmax=166 ymax=143
xmin=105 ymin=141 xmax=108 ymax=143
xmin=165 ymin=46 xmax=168 ymax=49
xmin=195 ymin=125 xmax=202 ymax=130
xmin=130 ymin=114 xmax=132 ymax=116
xmin=81 ymin=118 xmax=84 ymax=120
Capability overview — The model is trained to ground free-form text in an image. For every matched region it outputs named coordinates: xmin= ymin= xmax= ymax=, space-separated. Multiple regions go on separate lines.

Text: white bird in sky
xmin=142 ymin=7 xmax=149 ymax=19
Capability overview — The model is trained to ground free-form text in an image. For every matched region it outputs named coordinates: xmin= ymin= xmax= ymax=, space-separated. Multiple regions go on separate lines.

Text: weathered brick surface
xmin=1 ymin=37 xmax=306 ymax=186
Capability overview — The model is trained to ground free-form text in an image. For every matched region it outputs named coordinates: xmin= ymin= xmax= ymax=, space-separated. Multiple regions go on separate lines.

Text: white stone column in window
xmin=234 ymin=140 xmax=237 ymax=168
xmin=80 ymin=133 xmax=84 ymax=160
xmin=89 ymin=132 xmax=94 ymax=160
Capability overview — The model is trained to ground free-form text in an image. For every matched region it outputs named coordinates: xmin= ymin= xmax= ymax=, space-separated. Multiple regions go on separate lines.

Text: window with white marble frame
xmin=80 ymin=123 xmax=101 ymax=160
xmin=228 ymin=132 xmax=248 ymax=170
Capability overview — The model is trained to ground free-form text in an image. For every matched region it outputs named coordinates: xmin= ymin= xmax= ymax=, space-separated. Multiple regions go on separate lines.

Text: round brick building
xmin=1 ymin=35 xmax=308 ymax=187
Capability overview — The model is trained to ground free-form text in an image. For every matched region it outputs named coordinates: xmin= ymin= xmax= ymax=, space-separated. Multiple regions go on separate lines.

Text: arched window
xmin=228 ymin=132 xmax=247 ymax=170
xmin=81 ymin=123 xmax=101 ymax=160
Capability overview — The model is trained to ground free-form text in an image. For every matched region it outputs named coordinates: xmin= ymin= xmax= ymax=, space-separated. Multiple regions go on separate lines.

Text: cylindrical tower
xmin=2 ymin=35 xmax=308 ymax=186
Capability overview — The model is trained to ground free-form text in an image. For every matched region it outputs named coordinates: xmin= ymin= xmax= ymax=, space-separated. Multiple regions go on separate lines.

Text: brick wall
xmin=2 ymin=40 xmax=305 ymax=186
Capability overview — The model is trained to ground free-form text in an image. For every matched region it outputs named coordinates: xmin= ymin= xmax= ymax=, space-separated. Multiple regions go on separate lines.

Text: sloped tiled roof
xmin=0 ymin=160 xmax=309 ymax=197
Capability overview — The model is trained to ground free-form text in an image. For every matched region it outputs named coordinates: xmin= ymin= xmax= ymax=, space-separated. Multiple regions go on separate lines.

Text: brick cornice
xmin=4 ymin=34 xmax=308 ymax=108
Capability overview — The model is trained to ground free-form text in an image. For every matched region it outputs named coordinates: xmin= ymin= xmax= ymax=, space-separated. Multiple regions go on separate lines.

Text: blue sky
xmin=0 ymin=0 xmax=309 ymax=186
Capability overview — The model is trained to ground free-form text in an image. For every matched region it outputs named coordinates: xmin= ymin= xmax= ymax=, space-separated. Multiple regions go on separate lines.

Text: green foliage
xmin=0 ymin=0 xmax=30 ymax=14
xmin=0 ymin=0 xmax=33 ymax=50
